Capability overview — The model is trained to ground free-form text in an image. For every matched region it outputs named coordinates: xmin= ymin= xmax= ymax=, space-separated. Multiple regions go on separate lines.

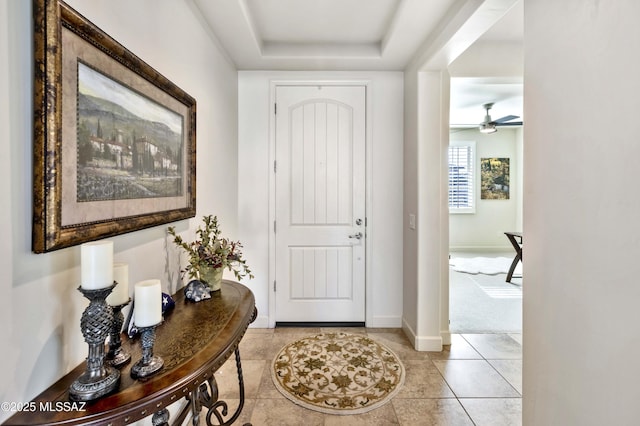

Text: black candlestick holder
xmin=131 ymin=323 xmax=164 ymax=379
xmin=69 ymin=284 xmax=121 ymax=401
xmin=106 ymin=298 xmax=131 ymax=367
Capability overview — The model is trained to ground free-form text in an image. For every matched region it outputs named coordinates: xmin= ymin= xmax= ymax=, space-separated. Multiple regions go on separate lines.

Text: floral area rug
xmin=271 ymin=332 xmax=405 ymax=415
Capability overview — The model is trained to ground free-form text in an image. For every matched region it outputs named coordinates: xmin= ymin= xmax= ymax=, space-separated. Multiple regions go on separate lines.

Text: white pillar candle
xmin=134 ymin=279 xmax=162 ymax=327
xmin=107 ymin=263 xmax=129 ymax=306
xmin=80 ymin=241 xmax=113 ymax=290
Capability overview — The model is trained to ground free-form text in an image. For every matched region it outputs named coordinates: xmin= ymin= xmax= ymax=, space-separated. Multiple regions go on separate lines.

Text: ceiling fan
xmin=479 ymin=102 xmax=522 ymax=134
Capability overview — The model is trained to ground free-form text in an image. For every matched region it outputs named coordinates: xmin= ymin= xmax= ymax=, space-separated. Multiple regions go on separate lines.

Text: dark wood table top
xmin=5 ymin=280 xmax=256 ymax=426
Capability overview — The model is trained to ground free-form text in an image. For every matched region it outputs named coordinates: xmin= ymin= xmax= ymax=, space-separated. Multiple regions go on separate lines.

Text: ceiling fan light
xmin=479 ymin=123 xmax=497 ymax=134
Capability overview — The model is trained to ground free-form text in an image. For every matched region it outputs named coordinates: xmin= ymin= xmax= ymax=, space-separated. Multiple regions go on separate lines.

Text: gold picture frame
xmin=33 ymin=0 xmax=196 ymax=253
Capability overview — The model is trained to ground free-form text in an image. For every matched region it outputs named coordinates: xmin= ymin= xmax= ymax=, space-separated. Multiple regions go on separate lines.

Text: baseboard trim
xmin=441 ymin=330 xmax=451 ymax=346
xmin=402 ymin=318 xmax=417 ymax=347
xmin=415 ymin=335 xmax=443 ymax=351
xmin=402 ymin=318 xmax=444 ymax=351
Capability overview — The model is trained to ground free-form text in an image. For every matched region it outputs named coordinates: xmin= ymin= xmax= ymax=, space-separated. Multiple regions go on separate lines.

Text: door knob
xmin=348 ymin=232 xmax=363 ymax=240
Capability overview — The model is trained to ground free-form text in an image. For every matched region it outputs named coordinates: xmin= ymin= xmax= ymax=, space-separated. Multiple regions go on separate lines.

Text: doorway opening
xmin=448 ymin=78 xmax=523 ymax=334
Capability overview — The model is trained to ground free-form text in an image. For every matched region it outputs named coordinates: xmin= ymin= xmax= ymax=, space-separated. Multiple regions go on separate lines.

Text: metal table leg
xmin=505 ymin=232 xmax=523 ymax=283
xmin=189 ymin=348 xmax=251 ymax=426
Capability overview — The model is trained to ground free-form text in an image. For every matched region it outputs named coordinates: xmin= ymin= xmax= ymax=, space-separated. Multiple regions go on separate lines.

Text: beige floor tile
xmin=461 ymin=334 xmax=522 ymax=359
xmin=459 ymin=398 xmax=522 ymax=426
xmin=488 ymin=359 xmax=522 ymax=395
xmin=239 ymin=333 xmax=275 ymax=360
xmin=395 ymin=360 xmax=455 ymax=399
xmin=366 ymin=330 xmax=431 ymax=361
xmin=250 ymin=398 xmax=324 ymax=425
xmin=392 ymin=398 xmax=474 ymax=425
xmin=366 ymin=327 xmax=405 ymax=334
xmin=274 ymin=326 xmax=322 ymax=334
xmin=214 ymin=358 xmax=265 ymax=399
xmin=233 ymin=327 xmax=522 ymax=425
xmin=428 ymin=334 xmax=483 ymax=360
xmin=433 ymin=360 xmax=520 ymax=398
xmin=365 ymin=330 xmax=413 ymax=346
xmin=269 ymin=333 xmax=319 ymax=360
xmin=246 ymin=327 xmax=275 ymax=334
xmin=323 ymin=403 xmax=399 ymax=425
xmin=256 ymin=362 xmax=286 ymax=399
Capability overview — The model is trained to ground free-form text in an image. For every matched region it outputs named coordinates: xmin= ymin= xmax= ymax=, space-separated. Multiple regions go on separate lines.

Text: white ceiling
xmin=192 ymin=0 xmax=523 ymax=125
xmin=193 ymin=0 xmax=456 ymax=70
xmin=450 ymin=77 xmax=523 ymax=127
xmin=248 ymin=0 xmax=399 ymax=44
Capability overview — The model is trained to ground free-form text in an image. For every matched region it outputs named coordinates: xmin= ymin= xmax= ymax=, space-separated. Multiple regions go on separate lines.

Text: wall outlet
xmin=409 ymin=214 xmax=416 ymax=230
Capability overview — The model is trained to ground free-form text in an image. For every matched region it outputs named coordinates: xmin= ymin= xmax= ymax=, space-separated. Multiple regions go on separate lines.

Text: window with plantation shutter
xmin=448 ymin=141 xmax=475 ymax=213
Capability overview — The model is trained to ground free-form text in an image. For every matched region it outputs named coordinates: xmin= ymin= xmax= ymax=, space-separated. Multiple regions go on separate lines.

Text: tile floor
xmin=207 ymin=327 xmax=522 ymax=425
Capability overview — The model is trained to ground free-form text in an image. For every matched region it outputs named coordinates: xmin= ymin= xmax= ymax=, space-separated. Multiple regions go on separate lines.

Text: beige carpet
xmin=271 ymin=332 xmax=405 ymax=415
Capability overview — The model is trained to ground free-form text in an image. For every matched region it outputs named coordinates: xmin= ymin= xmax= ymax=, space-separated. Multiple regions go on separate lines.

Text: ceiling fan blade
xmin=492 ymin=115 xmax=520 ymax=124
xmin=495 ymin=121 xmax=523 ymax=127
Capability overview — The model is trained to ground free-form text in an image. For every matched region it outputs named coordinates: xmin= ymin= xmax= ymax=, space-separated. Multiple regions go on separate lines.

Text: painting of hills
xmin=76 ymin=62 xmax=184 ymax=202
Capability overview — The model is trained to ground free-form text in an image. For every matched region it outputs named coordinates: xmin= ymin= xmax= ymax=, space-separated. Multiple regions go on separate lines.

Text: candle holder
xmin=106 ymin=298 xmax=131 ymax=367
xmin=70 ymin=284 xmax=121 ymax=401
xmin=131 ymin=323 xmax=164 ymax=379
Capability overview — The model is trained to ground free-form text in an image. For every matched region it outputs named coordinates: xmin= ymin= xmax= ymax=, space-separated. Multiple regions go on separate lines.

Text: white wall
xmin=238 ymin=71 xmax=404 ymax=328
xmin=524 ymin=0 xmax=640 ymax=424
xmin=0 ymin=0 xmax=238 ymax=421
xmin=402 ymin=71 xmax=420 ymax=339
xmin=515 ymin=126 xmax=523 ymax=232
xmin=449 ymin=127 xmax=521 ymax=251
xmin=448 ymin=40 xmax=524 ymax=78
xmin=402 ymin=68 xmax=451 ymax=350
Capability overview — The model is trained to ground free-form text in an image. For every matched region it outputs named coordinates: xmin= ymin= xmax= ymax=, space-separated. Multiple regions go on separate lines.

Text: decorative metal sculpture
xmin=184 ymin=280 xmax=211 ymax=302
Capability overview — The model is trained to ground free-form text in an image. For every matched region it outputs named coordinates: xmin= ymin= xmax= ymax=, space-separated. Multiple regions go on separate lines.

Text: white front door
xmin=274 ymin=85 xmax=366 ymax=323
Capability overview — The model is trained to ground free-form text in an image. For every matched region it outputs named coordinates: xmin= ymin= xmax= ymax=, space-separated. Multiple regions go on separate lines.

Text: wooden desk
xmin=504 ymin=232 xmax=523 ymax=283
xmin=5 ymin=280 xmax=256 ymax=426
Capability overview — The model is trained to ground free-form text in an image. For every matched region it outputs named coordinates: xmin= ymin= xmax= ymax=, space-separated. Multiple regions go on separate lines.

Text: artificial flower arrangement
xmin=168 ymin=215 xmax=254 ymax=287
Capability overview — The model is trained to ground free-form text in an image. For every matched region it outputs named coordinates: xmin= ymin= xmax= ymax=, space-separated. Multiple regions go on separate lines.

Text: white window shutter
xmin=448 ymin=141 xmax=475 ymax=213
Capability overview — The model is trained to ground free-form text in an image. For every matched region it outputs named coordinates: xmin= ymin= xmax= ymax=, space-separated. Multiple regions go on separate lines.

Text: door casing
xmin=267 ymin=79 xmax=373 ymax=328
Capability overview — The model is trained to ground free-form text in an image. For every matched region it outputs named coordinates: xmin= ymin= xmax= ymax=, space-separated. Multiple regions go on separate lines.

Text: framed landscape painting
xmin=33 ymin=0 xmax=196 ymax=253
xmin=480 ymin=157 xmax=510 ymax=200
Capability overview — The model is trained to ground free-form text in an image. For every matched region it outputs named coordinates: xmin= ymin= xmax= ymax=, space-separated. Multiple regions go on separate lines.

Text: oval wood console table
xmin=5 ymin=280 xmax=256 ymax=426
